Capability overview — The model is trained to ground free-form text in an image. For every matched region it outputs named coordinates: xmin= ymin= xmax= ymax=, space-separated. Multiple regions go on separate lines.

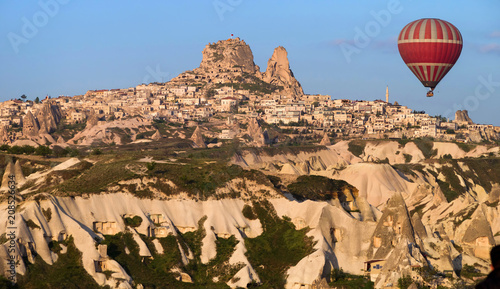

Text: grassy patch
xmin=242 ymin=204 xmax=257 ymax=220
xmin=58 ymin=160 xmax=136 ymax=194
xmin=245 ymin=200 xmax=315 ymax=288
xmin=403 ymin=153 xmax=412 ymax=163
xmin=123 ymin=216 xmax=142 ymax=227
xmin=347 ymin=140 xmax=366 ymax=157
xmin=149 ymin=163 xmax=274 ymax=200
xmin=456 ymin=142 xmax=475 ymax=153
xmin=329 ymin=268 xmax=374 ymax=289
xmin=42 ymin=208 xmax=52 ymax=222
xmin=414 ymin=139 xmax=437 ymax=158
xmin=25 ymin=219 xmax=40 ymax=230
xmin=17 ymin=237 xmax=101 ymax=289
xmin=287 ymin=175 xmax=355 ymax=201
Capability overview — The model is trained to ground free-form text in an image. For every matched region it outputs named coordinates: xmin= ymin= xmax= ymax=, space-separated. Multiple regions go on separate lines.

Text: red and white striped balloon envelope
xmin=398 ymin=18 xmax=463 ymax=97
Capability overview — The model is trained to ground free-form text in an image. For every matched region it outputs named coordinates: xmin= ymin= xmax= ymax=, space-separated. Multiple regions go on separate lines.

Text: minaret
xmin=385 ymin=86 xmax=389 ymax=103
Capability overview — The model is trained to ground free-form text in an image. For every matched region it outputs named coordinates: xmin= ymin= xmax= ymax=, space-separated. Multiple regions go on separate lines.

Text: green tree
xmin=21 ymin=94 xmax=27 ymax=101
xmin=34 ymin=97 xmax=40 ymax=104
xmin=35 ymin=145 xmax=52 ymax=157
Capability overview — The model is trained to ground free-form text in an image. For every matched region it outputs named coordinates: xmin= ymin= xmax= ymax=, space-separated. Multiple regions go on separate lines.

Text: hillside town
xmin=0 ymin=38 xmax=498 ymax=148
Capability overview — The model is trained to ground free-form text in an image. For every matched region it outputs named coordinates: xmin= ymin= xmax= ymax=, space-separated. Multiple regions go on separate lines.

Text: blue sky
xmin=1 ymin=0 xmax=499 ymax=125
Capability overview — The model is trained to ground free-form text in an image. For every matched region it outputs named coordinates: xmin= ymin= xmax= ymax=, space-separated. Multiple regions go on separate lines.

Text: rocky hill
xmin=171 ymin=37 xmax=304 ymax=97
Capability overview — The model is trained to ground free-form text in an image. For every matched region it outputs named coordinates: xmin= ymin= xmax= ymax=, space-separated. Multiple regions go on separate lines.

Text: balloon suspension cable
xmin=426 ymin=88 xmax=434 ymax=97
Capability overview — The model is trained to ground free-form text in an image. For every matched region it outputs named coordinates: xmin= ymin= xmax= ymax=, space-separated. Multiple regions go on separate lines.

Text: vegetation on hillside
xmin=245 ymin=200 xmax=316 ymax=288
xmin=17 ymin=237 xmax=102 ymax=289
xmin=287 ymin=175 xmax=355 ymax=201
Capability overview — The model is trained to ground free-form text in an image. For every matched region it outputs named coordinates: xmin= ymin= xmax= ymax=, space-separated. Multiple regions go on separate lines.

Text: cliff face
xmin=170 ymin=38 xmax=305 ymax=97
xmin=36 ymin=103 xmax=62 ymax=134
xmin=190 ymin=126 xmax=206 ymax=148
xmin=22 ymin=111 xmax=40 ymax=137
xmin=455 ymin=110 xmax=473 ymax=124
xmin=263 ymin=46 xmax=304 ymax=96
xmin=199 ymin=38 xmax=260 ymax=75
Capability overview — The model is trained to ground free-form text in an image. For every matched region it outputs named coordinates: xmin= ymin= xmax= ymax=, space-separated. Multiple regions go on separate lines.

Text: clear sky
xmin=1 ymin=0 xmax=499 ymax=125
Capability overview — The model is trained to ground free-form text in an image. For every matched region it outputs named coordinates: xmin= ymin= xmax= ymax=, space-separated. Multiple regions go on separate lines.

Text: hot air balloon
xmin=398 ymin=18 xmax=463 ymax=97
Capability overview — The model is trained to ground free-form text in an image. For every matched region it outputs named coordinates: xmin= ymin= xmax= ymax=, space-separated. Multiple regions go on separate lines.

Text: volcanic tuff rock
xmin=14 ymin=160 xmax=25 ymax=184
xmin=86 ymin=112 xmax=99 ymax=129
xmin=199 ymin=38 xmax=260 ymax=75
xmin=0 ymin=126 xmax=10 ymax=145
xmin=151 ymin=129 xmax=162 ymax=141
xmin=263 ymin=46 xmax=304 ymax=96
xmin=190 ymin=126 xmax=206 ymax=148
xmin=246 ymin=118 xmax=268 ymax=147
xmin=36 ymin=103 xmax=62 ymax=133
xmin=455 ymin=110 xmax=473 ymax=124
xmin=319 ymin=133 xmax=331 ymax=146
xmin=22 ymin=111 xmax=40 ymax=137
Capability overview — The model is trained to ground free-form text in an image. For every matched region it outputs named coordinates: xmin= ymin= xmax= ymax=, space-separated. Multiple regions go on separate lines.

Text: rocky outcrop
xmin=461 ymin=206 xmax=495 ymax=260
xmin=454 ymin=110 xmax=473 ymax=124
xmin=368 ymin=193 xmax=416 ymax=260
xmin=86 ymin=112 xmax=100 ymax=129
xmin=0 ymin=126 xmax=10 ymax=145
xmin=14 ymin=160 xmax=25 ymax=184
xmin=190 ymin=126 xmax=206 ymax=148
xmin=263 ymin=46 xmax=304 ymax=96
xmin=247 ymin=118 xmax=268 ymax=147
xmin=1 ymin=160 xmax=14 ymax=190
xmin=319 ymin=133 xmax=331 ymax=146
xmin=22 ymin=111 xmax=40 ymax=137
xmin=151 ymin=130 xmax=162 ymax=141
xmin=199 ymin=38 xmax=260 ymax=75
xmin=36 ymin=103 xmax=62 ymax=133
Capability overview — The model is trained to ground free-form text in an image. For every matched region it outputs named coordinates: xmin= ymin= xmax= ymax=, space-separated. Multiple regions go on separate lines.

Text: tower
xmin=385 ymin=86 xmax=389 ymax=103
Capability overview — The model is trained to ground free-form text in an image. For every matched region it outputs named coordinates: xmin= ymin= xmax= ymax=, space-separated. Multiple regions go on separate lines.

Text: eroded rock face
xmin=151 ymin=130 xmax=162 ymax=141
xmin=22 ymin=111 xmax=40 ymax=137
xmin=191 ymin=126 xmax=206 ymax=148
xmin=319 ymin=133 xmax=331 ymax=146
xmin=36 ymin=103 xmax=62 ymax=134
xmin=455 ymin=110 xmax=473 ymax=124
xmin=200 ymin=38 xmax=260 ymax=75
xmin=247 ymin=118 xmax=268 ymax=147
xmin=0 ymin=126 xmax=10 ymax=145
xmin=86 ymin=113 xmax=99 ymax=129
xmin=263 ymin=46 xmax=304 ymax=96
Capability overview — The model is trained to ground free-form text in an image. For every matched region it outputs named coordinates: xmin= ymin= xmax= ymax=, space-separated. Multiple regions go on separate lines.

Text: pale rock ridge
xmin=191 ymin=126 xmax=206 ymax=148
xmin=263 ymin=46 xmax=304 ymax=96
xmin=1 ymin=160 xmax=14 ymax=190
xmin=333 ymin=163 xmax=417 ymax=208
xmin=14 ymin=160 xmax=25 ymax=185
xmin=461 ymin=205 xmax=495 ymax=260
xmin=69 ymin=117 xmax=150 ymax=146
